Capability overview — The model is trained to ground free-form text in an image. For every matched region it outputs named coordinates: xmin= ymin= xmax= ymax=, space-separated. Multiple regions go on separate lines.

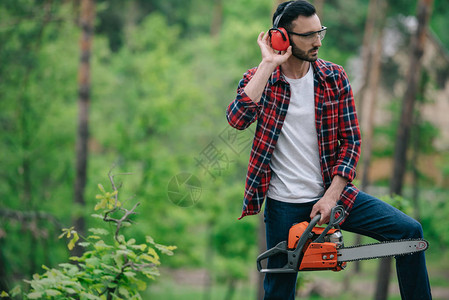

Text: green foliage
xmin=420 ymin=187 xmax=449 ymax=249
xmin=379 ymin=194 xmax=413 ymax=215
xmin=3 ymin=178 xmax=176 ymax=299
xmin=321 ymin=0 xmax=369 ymax=65
xmin=430 ymin=0 xmax=449 ymax=51
xmin=0 ymin=1 xmax=79 ymax=282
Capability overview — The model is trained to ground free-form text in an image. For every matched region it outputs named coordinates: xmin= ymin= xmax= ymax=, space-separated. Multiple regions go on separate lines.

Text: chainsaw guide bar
xmin=337 ymin=238 xmax=428 ymax=263
xmin=257 ymin=206 xmax=429 ymax=273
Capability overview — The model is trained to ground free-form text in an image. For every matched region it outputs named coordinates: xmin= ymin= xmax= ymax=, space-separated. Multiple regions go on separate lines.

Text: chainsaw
xmin=257 ymin=205 xmax=429 ymax=273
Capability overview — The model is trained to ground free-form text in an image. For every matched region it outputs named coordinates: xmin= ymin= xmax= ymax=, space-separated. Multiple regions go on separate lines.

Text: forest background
xmin=1 ymin=0 xmax=449 ymax=299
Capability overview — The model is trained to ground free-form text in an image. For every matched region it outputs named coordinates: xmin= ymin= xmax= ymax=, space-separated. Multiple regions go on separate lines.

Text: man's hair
xmin=272 ymin=1 xmax=316 ymax=31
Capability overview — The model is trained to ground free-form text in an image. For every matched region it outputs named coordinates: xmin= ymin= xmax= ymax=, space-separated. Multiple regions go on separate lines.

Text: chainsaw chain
xmin=339 ymin=238 xmax=428 ymax=262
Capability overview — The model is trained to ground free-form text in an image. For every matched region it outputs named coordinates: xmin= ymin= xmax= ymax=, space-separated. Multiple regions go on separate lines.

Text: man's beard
xmin=291 ymin=43 xmax=319 ymax=62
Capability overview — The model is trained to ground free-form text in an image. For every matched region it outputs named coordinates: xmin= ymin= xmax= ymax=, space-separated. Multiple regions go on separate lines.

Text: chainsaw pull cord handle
xmin=313 ymin=205 xmax=345 ymax=243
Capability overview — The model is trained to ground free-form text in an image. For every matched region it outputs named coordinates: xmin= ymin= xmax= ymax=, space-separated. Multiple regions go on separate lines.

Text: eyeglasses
xmin=287 ymin=26 xmax=327 ymax=41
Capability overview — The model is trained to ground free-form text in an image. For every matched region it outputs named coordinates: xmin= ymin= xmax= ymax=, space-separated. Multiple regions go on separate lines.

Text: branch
xmin=99 ymin=253 xmax=157 ymax=297
xmin=102 ymin=169 xmax=139 ymax=241
xmin=103 ymin=202 xmax=140 ymax=241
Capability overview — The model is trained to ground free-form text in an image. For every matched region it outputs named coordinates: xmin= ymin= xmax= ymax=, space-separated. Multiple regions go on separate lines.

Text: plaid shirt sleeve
xmin=226 ymin=68 xmax=261 ymax=130
xmin=332 ymin=66 xmax=361 ymax=182
xmin=316 ymin=62 xmax=361 ymax=218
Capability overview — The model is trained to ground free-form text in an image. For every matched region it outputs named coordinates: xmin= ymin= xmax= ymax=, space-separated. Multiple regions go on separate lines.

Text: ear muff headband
xmin=269 ymin=2 xmax=293 ymax=51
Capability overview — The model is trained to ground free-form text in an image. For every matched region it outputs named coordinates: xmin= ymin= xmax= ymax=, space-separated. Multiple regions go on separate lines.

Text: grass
xmin=144 ymin=277 xmax=256 ymax=300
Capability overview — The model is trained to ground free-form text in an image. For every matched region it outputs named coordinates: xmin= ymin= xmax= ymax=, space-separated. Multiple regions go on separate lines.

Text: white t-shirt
xmin=267 ymin=65 xmax=325 ymax=203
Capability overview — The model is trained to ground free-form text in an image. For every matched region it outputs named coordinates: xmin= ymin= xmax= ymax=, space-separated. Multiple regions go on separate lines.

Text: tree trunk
xmin=0 ymin=239 xmax=8 ymax=293
xmin=73 ymin=0 xmax=95 ymax=257
xmin=313 ymin=0 xmax=325 ymax=19
xmin=375 ymin=257 xmax=392 ymax=300
xmin=360 ymin=15 xmax=386 ymax=192
xmin=377 ymin=1 xmax=434 ymax=299
xmin=390 ymin=0 xmax=433 ymax=196
xmin=353 ymin=0 xmax=387 ymax=275
xmin=272 ymin=0 xmax=284 ymax=16
xmin=223 ymin=278 xmax=236 ymax=300
xmin=354 ymin=29 xmax=385 ymax=276
xmin=354 ymin=0 xmax=378 ymax=114
xmin=210 ymin=0 xmax=223 ymax=37
xmin=203 ymin=220 xmax=215 ymax=300
xmin=411 ymin=112 xmax=421 ymax=221
xmin=410 ymin=71 xmax=429 ymax=222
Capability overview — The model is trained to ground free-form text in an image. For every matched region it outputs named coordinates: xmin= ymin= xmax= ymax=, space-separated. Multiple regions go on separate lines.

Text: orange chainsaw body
xmin=256 ymin=206 xmax=347 ymax=273
xmin=288 ymin=221 xmax=346 ymax=271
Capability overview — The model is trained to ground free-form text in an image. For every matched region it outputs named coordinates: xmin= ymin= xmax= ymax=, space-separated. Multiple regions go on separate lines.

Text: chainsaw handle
xmin=256 ymin=241 xmax=297 ymax=273
xmin=256 ymin=241 xmax=287 ymax=271
xmin=309 ymin=213 xmax=322 ymax=227
xmin=313 ymin=205 xmax=345 ymax=243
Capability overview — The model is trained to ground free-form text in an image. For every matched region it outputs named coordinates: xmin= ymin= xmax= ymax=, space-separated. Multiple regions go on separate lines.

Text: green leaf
xmin=130 ymin=244 xmax=147 ymax=251
xmin=118 ymin=287 xmax=130 ymax=298
xmin=9 ymin=286 xmax=21 ymax=297
xmin=147 ymin=248 xmax=159 ymax=260
xmin=45 ymin=289 xmax=62 ymax=296
xmin=85 ymin=257 xmax=100 ymax=267
xmin=95 ymin=198 xmax=108 ymax=211
xmin=117 ymin=235 xmax=125 ymax=244
xmin=94 ymin=240 xmax=112 ymax=250
xmin=80 ymin=291 xmax=102 ymax=300
xmin=67 ymin=232 xmax=79 ymax=250
xmin=114 ymin=254 xmax=124 ymax=269
xmin=59 ymin=227 xmax=75 ymax=239
xmin=69 ymin=256 xmax=83 ymax=262
xmin=155 ymin=244 xmax=176 ymax=256
xmin=91 ymin=214 xmax=104 ymax=219
xmin=134 ymin=279 xmax=147 ymax=291
xmin=92 ymin=268 xmax=103 ymax=275
xmin=139 ymin=254 xmax=159 ymax=265
xmin=146 ymin=236 xmax=155 ymax=245
xmin=78 ymin=242 xmax=91 ymax=247
xmin=123 ymin=271 xmax=136 ymax=278
xmin=88 ymin=228 xmax=109 ymax=235
xmin=27 ymin=291 xmax=43 ymax=299
xmin=98 ymin=183 xmax=105 ymax=193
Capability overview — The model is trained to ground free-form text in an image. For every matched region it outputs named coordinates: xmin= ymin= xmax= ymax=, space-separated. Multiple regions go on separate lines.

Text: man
xmin=226 ymin=1 xmax=432 ymax=299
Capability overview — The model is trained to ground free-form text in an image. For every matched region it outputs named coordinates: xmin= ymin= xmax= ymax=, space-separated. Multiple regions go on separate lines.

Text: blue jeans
xmin=263 ymin=192 xmax=432 ymax=300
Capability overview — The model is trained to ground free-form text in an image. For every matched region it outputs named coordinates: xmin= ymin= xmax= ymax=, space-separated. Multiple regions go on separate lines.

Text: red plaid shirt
xmin=226 ymin=59 xmax=361 ymax=220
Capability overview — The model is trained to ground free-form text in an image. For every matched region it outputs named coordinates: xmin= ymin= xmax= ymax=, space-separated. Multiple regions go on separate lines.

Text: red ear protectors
xmin=269 ymin=28 xmax=289 ymax=51
xmin=269 ymin=2 xmax=293 ymax=51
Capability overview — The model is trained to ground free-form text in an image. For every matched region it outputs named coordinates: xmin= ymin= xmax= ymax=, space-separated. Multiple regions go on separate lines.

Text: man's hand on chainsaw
xmin=310 ymin=196 xmax=337 ymax=225
xmin=311 ymin=175 xmax=348 ymax=225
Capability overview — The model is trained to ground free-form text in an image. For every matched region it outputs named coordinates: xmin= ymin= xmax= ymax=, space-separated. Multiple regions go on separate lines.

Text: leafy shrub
xmin=2 ymin=173 xmax=176 ymax=300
